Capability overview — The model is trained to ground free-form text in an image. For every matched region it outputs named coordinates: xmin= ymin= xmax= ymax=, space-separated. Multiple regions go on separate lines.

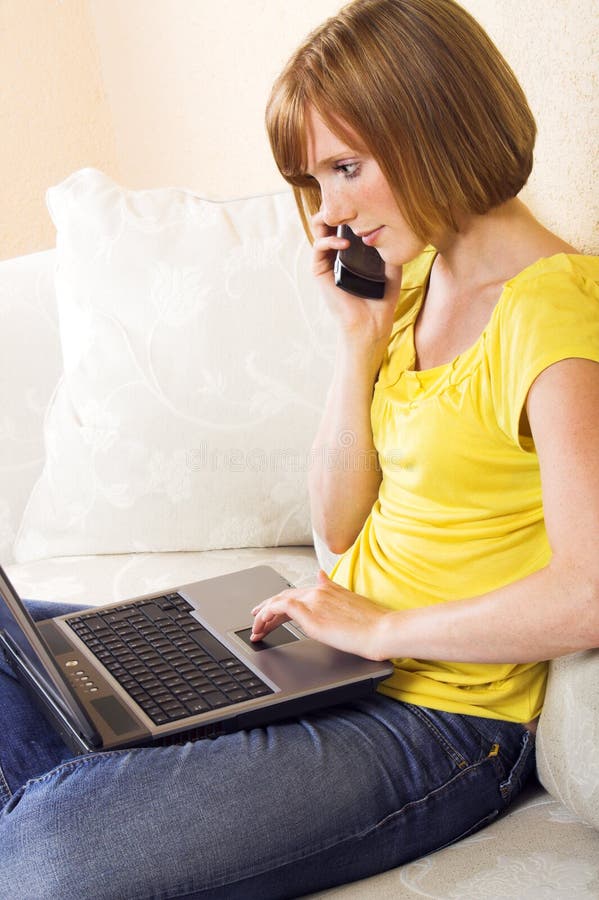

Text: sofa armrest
xmin=0 ymin=248 xmax=61 ymax=563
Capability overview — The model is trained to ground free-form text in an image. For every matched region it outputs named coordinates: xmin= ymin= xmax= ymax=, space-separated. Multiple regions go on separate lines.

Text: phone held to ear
xmin=334 ymin=224 xmax=386 ymax=299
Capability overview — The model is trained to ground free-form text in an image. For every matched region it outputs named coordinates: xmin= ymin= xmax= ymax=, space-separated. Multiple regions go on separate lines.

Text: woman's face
xmin=304 ymin=107 xmax=427 ymax=266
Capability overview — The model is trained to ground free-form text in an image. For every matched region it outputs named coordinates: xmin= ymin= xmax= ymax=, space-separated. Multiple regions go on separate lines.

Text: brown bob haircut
xmin=266 ymin=0 xmax=536 ymax=242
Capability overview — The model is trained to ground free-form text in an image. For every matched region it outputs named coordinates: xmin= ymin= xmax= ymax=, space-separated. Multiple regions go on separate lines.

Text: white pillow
xmin=15 ymin=169 xmax=334 ymax=562
xmin=536 ymin=650 xmax=599 ymax=829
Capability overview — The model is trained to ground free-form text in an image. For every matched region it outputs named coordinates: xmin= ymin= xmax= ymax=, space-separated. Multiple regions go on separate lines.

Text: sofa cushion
xmin=6 ymin=546 xmax=319 ymax=608
xmin=536 ymin=649 xmax=599 ymax=829
xmin=15 ymin=169 xmax=334 ymax=562
xmin=0 ymin=249 xmax=60 ymax=565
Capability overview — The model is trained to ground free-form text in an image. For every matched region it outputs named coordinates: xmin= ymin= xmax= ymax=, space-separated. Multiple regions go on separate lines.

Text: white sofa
xmin=1 ymin=169 xmax=598 ymax=898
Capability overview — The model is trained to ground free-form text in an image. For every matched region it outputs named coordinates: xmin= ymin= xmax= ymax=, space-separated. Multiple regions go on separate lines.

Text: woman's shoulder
xmin=497 ymin=253 xmax=599 ymax=327
xmin=505 ymin=252 xmax=599 ymax=294
xmin=489 ymin=253 xmax=599 ymax=366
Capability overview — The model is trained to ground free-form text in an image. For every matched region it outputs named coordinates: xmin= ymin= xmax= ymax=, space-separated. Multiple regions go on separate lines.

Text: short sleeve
xmin=489 ymin=260 xmax=599 ymax=446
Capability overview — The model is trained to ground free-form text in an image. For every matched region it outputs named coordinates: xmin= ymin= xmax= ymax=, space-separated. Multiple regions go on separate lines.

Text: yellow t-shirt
xmin=331 ymin=251 xmax=599 ymax=723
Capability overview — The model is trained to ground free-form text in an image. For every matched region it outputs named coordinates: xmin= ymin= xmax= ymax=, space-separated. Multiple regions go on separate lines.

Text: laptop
xmin=0 ymin=563 xmax=393 ymax=753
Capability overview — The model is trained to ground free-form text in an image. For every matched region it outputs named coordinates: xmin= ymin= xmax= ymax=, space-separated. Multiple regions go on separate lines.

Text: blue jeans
xmin=0 ymin=601 xmax=536 ymax=899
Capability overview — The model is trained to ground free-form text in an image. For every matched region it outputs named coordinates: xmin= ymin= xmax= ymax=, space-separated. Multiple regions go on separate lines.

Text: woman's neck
xmin=432 ymin=198 xmax=578 ymax=296
xmin=411 ymin=199 xmax=579 ymax=372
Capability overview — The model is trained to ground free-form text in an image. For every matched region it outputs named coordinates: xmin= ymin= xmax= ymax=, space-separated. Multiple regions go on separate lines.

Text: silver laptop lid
xmin=0 ymin=565 xmax=101 ymax=748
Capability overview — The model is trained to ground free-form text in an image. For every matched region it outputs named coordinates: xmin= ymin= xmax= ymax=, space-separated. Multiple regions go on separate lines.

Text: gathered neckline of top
xmin=377 ymin=251 xmax=598 ymax=397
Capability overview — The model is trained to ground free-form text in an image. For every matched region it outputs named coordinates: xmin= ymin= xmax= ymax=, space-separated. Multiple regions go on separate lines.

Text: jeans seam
xmin=0 ymin=761 xmax=12 ymax=809
xmin=405 ymin=703 xmax=468 ymax=769
xmin=369 ymin=754 xmax=503 ymax=833
xmin=12 ymin=746 xmax=146 ymax=796
xmin=152 ymin=755 xmax=502 ymax=899
xmin=499 ymin=729 xmax=535 ymax=800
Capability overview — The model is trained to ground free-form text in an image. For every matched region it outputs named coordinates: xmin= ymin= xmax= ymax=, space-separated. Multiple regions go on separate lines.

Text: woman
xmin=1 ymin=1 xmax=598 ymax=897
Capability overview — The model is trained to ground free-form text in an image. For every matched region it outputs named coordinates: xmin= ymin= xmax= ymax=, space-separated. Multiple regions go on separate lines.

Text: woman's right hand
xmin=309 ymin=209 xmax=400 ymax=551
xmin=311 ymin=210 xmax=402 ymax=351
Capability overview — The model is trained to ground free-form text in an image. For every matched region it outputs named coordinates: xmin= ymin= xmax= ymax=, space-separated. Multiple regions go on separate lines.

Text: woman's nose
xmin=320 ymin=187 xmax=355 ymax=229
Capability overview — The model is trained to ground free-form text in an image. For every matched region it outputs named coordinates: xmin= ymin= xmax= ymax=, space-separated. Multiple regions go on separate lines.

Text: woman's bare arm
xmin=307 ymin=211 xmax=401 ymax=553
xmin=255 ymin=358 xmax=599 ymax=663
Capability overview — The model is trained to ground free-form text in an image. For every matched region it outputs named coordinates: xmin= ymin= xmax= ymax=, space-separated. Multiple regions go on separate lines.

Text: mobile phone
xmin=334 ymin=224 xmax=386 ymax=299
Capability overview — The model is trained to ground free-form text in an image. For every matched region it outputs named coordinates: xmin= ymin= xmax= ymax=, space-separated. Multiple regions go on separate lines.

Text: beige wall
xmin=0 ymin=0 xmax=119 ymax=259
xmin=1 ymin=0 xmax=597 ymax=261
xmin=86 ymin=0 xmax=345 ymax=198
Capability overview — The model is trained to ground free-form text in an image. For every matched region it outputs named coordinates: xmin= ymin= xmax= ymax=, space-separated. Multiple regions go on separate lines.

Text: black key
xmin=237 ymin=676 xmax=262 ymax=688
xmin=212 ymin=676 xmax=237 ymax=689
xmin=152 ymin=663 xmax=172 ymax=675
xmin=185 ymin=697 xmax=211 ymax=715
xmin=228 ymin=664 xmax=250 ymax=677
xmin=196 ymin=683 xmax=219 ymax=696
xmin=103 ymin=610 xmax=136 ymax=625
xmin=249 ymin=685 xmax=273 ymax=697
xmin=128 ymin=664 xmax=148 ymax=676
xmin=154 ymin=596 xmax=178 ymax=611
xmin=164 ymin=705 xmax=188 ymax=721
xmin=152 ymin=640 xmax=173 ymax=652
xmin=112 ymin=648 xmax=137 ymax=661
xmin=225 ymin=687 xmax=251 ymax=702
xmin=221 ymin=659 xmax=242 ymax=670
xmin=222 ymin=685 xmax=251 ymax=703
xmin=173 ymin=690 xmax=197 ymax=704
xmin=187 ymin=676 xmax=213 ymax=690
xmin=153 ymin=691 xmax=173 ymax=706
xmin=110 ymin=667 xmax=127 ymax=680
xmin=185 ymin=649 xmax=211 ymax=663
xmin=164 ymin=653 xmax=188 ymax=667
xmin=130 ymin=689 xmax=151 ymax=704
xmin=189 ymin=629 xmax=233 ymax=662
xmin=151 ymin=711 xmax=169 ymax=725
xmin=137 ymin=627 xmax=163 ymax=640
xmin=161 ymin=698 xmax=184 ymax=711
xmin=125 ymin=638 xmax=147 ymax=650
xmin=201 ymin=664 xmax=222 ymax=678
xmin=177 ymin=659 xmax=197 ymax=671
xmin=137 ymin=676 xmax=162 ymax=690
xmin=83 ymin=616 xmax=108 ymax=632
xmin=170 ymin=634 xmax=191 ymax=647
xmin=171 ymin=684 xmax=196 ymax=698
xmin=141 ymin=603 xmax=170 ymax=622
xmin=203 ymin=690 xmax=228 ymax=709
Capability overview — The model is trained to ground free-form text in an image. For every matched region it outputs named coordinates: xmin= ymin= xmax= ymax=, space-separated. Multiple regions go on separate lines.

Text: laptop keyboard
xmin=66 ymin=593 xmax=273 ymax=725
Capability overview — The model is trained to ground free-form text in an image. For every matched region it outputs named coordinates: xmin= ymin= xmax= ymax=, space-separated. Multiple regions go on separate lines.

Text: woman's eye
xmin=334 ymin=162 xmax=360 ymax=179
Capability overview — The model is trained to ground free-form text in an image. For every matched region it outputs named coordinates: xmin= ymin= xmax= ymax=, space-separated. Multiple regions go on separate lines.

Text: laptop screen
xmin=0 ymin=565 xmax=98 ymax=743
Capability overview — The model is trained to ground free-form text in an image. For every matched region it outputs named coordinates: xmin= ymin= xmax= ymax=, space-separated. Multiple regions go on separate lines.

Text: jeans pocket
xmin=499 ymin=729 xmax=536 ymax=802
xmin=405 ymin=704 xmax=482 ymax=771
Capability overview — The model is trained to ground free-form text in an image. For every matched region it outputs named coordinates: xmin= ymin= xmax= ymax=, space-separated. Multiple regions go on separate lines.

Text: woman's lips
xmin=359 ymin=226 xmax=384 ymax=246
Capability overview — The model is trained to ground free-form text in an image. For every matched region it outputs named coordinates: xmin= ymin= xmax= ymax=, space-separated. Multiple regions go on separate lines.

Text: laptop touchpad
xmin=236 ymin=626 xmax=298 ymax=651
